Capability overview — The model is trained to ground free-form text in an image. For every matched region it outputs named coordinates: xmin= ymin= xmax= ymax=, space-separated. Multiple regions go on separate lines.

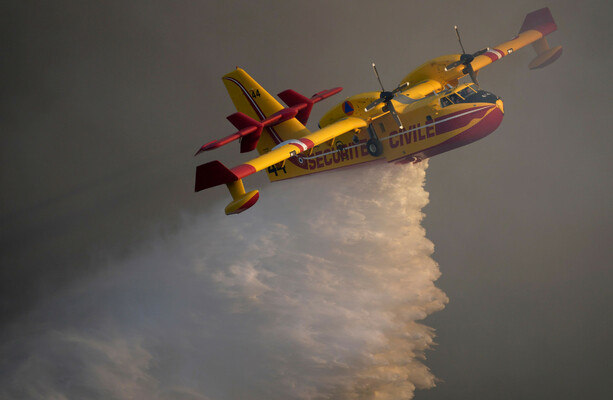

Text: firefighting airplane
xmin=194 ymin=7 xmax=562 ymax=215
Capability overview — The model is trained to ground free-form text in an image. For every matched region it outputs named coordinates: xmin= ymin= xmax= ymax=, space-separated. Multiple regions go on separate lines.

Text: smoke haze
xmin=3 ymin=1 xmax=612 ymax=398
xmin=1 ymin=162 xmax=447 ymax=399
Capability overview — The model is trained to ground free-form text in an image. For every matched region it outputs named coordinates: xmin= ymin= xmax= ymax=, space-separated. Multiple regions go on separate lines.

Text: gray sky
xmin=2 ymin=0 xmax=612 ymax=398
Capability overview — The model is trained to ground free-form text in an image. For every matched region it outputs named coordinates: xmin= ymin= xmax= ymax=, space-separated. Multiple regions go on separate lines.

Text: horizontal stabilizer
xmin=195 ymin=113 xmax=263 ymax=155
xmin=277 ymin=89 xmax=313 ymax=125
xmin=278 ymin=87 xmax=342 ymax=125
xmin=227 ymin=112 xmax=264 ymax=153
xmin=311 ymin=87 xmax=344 ymax=103
xmin=198 ymin=68 xmax=342 ymax=156
xmin=194 ymin=160 xmax=238 ymax=192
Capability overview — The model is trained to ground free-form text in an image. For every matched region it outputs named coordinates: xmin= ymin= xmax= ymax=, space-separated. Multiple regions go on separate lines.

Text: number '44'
xmin=250 ymin=89 xmax=260 ymax=99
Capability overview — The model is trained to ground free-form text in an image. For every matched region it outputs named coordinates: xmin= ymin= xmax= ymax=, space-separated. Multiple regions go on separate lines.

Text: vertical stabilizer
xmin=222 ymin=68 xmax=310 ymax=154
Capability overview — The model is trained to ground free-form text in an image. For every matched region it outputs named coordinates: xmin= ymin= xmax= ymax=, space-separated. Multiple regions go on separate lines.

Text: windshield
xmin=448 ymin=93 xmax=462 ymax=103
xmin=458 ymin=86 xmax=477 ymax=99
xmin=439 ymin=86 xmax=499 ymax=107
xmin=440 ymin=97 xmax=452 ymax=107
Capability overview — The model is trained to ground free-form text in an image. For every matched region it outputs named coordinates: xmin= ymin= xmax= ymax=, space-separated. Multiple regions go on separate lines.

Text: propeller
xmin=444 ymin=26 xmax=489 ymax=86
xmin=364 ymin=63 xmax=414 ymax=130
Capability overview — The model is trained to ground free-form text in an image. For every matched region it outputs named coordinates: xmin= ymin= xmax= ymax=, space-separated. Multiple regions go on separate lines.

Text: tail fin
xmin=222 ymin=68 xmax=310 ymax=154
xmin=519 ymin=7 xmax=563 ymax=69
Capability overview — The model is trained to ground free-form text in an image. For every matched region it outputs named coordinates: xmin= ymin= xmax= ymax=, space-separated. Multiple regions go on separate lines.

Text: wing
xmin=398 ymin=7 xmax=562 ymax=98
xmin=227 ymin=116 xmax=367 ymax=175
xmin=471 ymin=7 xmax=562 ymax=72
xmin=195 ymin=116 xmax=367 ymax=214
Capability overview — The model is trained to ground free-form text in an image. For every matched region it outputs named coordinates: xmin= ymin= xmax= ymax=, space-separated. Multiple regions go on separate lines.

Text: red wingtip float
xmin=194 ymin=8 xmax=562 ymax=215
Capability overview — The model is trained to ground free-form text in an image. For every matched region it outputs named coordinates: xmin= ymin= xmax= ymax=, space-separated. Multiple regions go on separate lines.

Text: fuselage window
xmin=448 ymin=93 xmax=462 ymax=104
xmin=440 ymin=97 xmax=452 ymax=107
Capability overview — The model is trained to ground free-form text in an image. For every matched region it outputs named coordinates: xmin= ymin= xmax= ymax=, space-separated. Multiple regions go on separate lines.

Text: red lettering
xmin=435 ymin=119 xmax=444 ymax=135
xmin=308 ymin=158 xmax=315 ymax=170
xmin=361 ymin=142 xmax=369 ymax=157
xmin=417 ymin=123 xmax=425 ymax=141
xmin=426 ymin=124 xmax=435 ymax=138
xmin=316 ymin=151 xmax=324 ymax=168
xmin=397 ymin=132 xmax=404 ymax=146
xmin=390 ymin=135 xmax=399 ymax=149
xmin=332 ymin=150 xmax=341 ymax=163
xmin=411 ymin=125 xmax=419 ymax=143
xmin=324 ymin=149 xmax=332 ymax=166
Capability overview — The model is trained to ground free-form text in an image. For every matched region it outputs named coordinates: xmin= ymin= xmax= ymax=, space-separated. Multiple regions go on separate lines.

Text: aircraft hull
xmin=401 ymin=103 xmax=504 ymax=163
xmin=268 ymin=99 xmax=504 ymax=180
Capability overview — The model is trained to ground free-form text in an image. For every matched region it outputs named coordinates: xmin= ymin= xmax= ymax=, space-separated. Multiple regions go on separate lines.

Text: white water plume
xmin=0 ymin=161 xmax=447 ymax=399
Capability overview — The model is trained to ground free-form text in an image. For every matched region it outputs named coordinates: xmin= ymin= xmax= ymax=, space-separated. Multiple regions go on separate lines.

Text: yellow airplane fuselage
xmin=267 ymin=83 xmax=504 ymax=182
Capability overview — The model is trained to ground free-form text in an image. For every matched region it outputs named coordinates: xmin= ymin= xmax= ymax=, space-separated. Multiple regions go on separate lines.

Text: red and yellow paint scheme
xmin=194 ymin=7 xmax=562 ymax=215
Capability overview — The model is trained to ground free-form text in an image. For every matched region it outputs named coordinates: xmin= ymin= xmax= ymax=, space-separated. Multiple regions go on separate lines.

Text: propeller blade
xmin=365 ymin=97 xmax=385 ymax=112
xmin=445 ymin=60 xmax=464 ymax=71
xmin=394 ymin=93 xmax=416 ymax=105
xmin=454 ymin=25 xmax=466 ymax=54
xmin=472 ymin=47 xmax=490 ymax=57
xmin=467 ymin=65 xmax=480 ymax=87
xmin=392 ymin=82 xmax=409 ymax=94
xmin=387 ymin=101 xmax=404 ymax=130
xmin=372 ymin=62 xmax=386 ymax=92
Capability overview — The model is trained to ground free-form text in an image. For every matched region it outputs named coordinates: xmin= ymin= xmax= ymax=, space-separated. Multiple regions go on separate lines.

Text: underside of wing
xmin=400 ymin=7 xmax=561 ymax=92
xmin=194 ymin=116 xmax=367 ymax=214
xmin=241 ymin=116 xmax=368 ymax=173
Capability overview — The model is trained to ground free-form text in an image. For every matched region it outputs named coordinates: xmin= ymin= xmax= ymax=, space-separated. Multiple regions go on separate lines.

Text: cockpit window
xmin=440 ymin=86 xmax=494 ymax=107
xmin=458 ymin=86 xmax=477 ymax=99
xmin=440 ymin=97 xmax=452 ymax=107
xmin=448 ymin=93 xmax=462 ymax=104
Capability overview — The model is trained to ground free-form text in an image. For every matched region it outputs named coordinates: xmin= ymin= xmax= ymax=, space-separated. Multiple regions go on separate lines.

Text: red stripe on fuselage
xmin=434 ymin=105 xmax=492 ymax=135
xmin=399 ymin=106 xmax=503 ymax=162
